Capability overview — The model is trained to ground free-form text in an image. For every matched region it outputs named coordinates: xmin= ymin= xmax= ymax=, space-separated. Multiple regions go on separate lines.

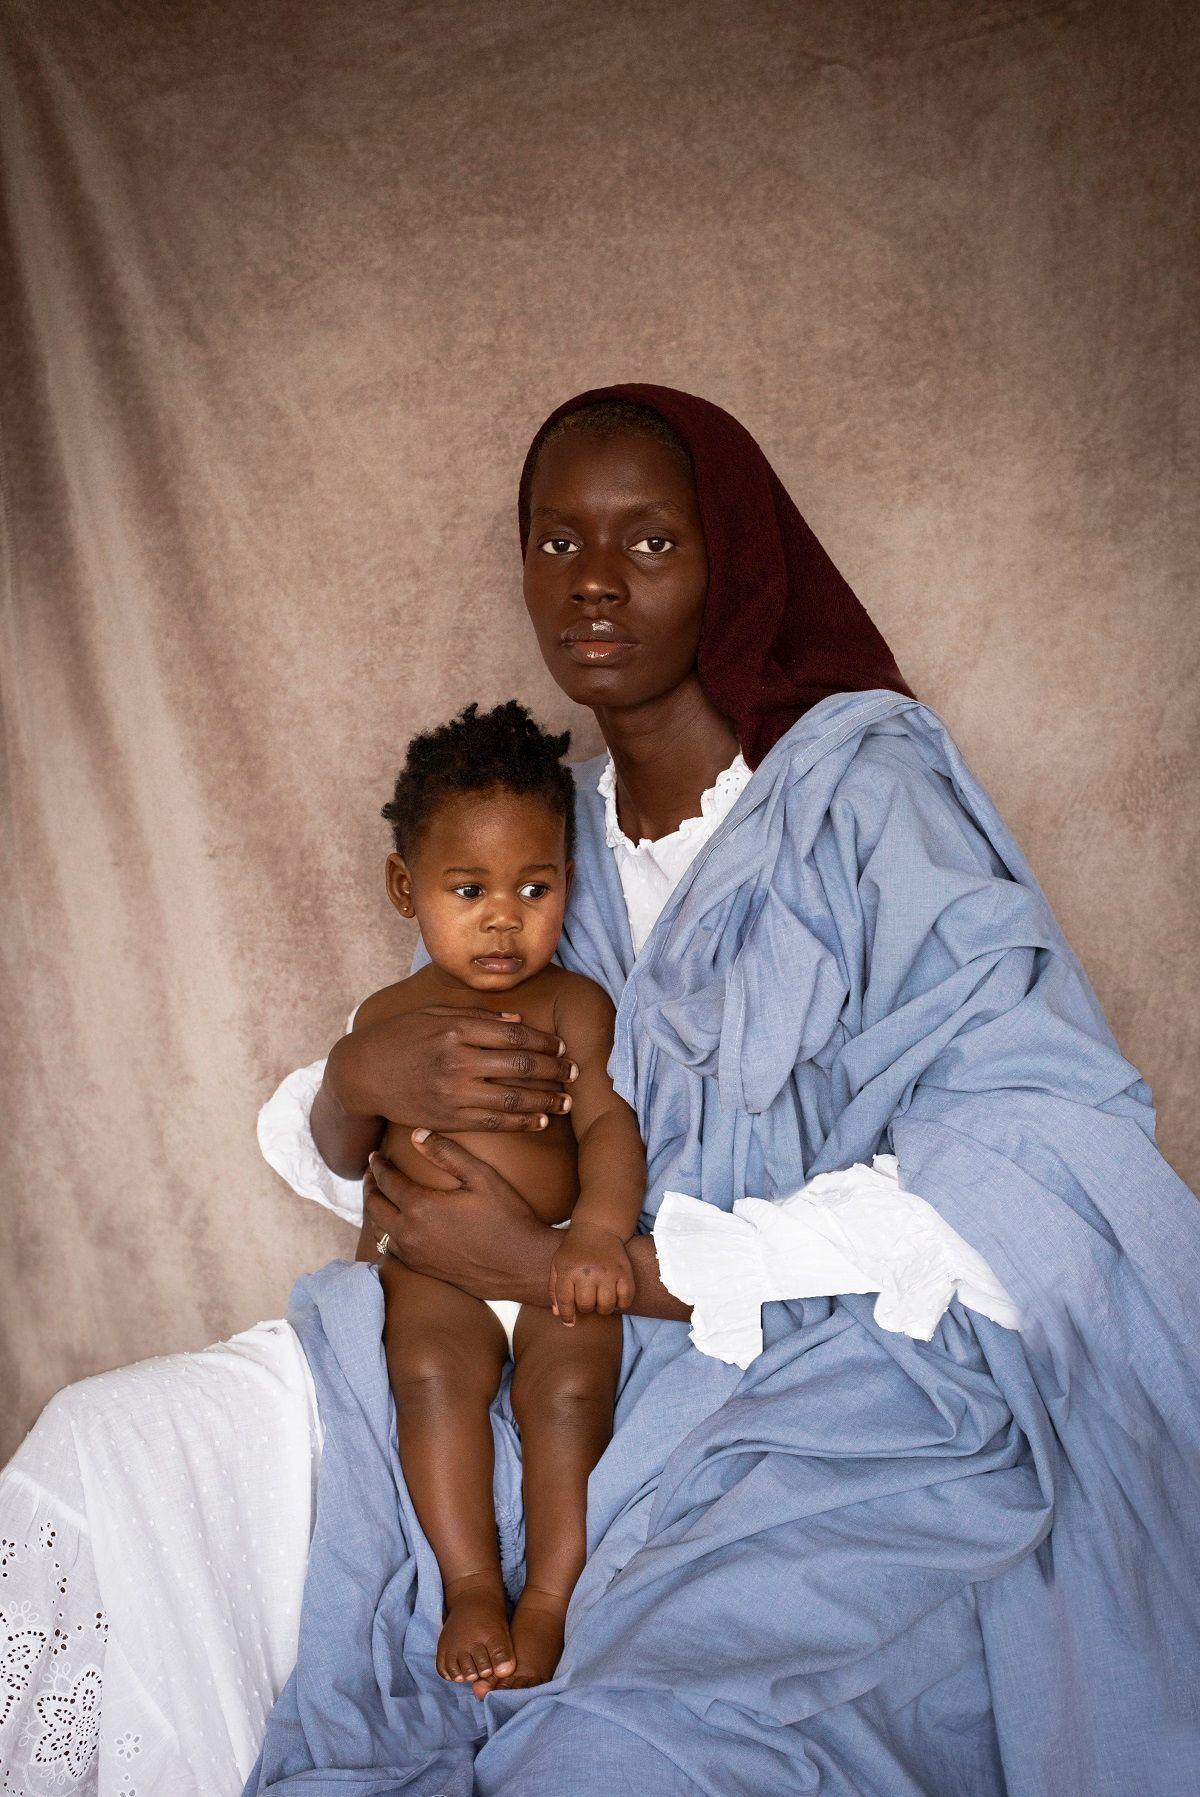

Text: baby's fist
xmin=550 ymin=1224 xmax=635 ymax=1327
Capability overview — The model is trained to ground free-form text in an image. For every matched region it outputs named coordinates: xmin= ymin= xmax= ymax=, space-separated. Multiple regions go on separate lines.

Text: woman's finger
xmin=362 ymin=1179 xmax=403 ymax=1250
xmin=473 ymin=1074 xmax=575 ymax=1119
xmin=448 ymin=1105 xmax=552 ymax=1134
xmin=429 ymin=1007 xmax=567 ymax=1063
xmin=406 ymin=1129 xmax=504 ymax=1188
xmin=473 ymin=1047 xmax=577 ymax=1089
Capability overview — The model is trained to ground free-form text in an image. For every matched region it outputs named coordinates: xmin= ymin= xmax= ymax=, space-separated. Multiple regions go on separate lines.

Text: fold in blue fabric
xmin=244 ymin=692 xmax=1200 ymax=1796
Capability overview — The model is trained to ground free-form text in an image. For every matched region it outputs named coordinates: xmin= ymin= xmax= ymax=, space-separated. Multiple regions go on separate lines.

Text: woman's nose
xmin=570 ymin=547 xmax=629 ymax=605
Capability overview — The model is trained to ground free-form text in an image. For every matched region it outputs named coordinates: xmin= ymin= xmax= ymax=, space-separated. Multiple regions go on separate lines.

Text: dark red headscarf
xmin=517 ymin=383 xmax=913 ymax=769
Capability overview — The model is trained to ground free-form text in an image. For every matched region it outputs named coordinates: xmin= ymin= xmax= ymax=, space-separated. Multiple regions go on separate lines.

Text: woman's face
xmin=522 ymin=429 xmax=709 ymax=711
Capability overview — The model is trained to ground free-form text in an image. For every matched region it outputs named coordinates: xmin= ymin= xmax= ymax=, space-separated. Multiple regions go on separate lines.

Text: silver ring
xmin=375 ymin=1231 xmax=391 ymax=1258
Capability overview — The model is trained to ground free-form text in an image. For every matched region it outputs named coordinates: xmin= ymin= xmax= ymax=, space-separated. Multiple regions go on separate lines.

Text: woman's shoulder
xmin=766 ymin=698 xmax=1005 ymax=874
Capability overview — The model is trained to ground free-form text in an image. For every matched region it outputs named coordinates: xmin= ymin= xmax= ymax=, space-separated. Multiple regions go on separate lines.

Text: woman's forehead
xmin=527 ymin=429 xmax=698 ymax=511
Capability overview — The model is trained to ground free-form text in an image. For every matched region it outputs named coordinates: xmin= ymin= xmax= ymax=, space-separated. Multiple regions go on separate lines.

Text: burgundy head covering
xmin=517 ymin=382 xmax=913 ymax=769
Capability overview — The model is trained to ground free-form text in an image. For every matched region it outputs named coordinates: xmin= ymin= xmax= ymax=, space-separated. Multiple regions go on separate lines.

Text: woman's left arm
xmin=364 ymin=1136 xmax=690 ymax=1320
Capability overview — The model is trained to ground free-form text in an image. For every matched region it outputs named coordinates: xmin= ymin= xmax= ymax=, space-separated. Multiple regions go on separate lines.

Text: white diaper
xmin=486 ymin=1220 xmax=570 ymax=1354
xmin=485 ymin=1299 xmax=523 ymax=1352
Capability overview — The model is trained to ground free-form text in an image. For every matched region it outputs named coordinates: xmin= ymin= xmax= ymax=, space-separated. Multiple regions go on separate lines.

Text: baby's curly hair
xmin=382 ymin=700 xmax=576 ymax=860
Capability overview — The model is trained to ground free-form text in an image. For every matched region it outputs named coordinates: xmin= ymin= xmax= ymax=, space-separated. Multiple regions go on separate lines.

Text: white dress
xmin=0 ymin=752 xmax=1012 ymax=1795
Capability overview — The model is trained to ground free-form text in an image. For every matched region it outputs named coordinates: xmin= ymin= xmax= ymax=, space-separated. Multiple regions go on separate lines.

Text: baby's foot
xmin=436 ymin=1573 xmax=515 ymax=1697
xmin=493 ymin=1585 xmax=568 ymax=1689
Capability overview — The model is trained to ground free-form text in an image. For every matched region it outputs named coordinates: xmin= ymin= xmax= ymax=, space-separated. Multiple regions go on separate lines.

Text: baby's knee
xmin=387 ymin=1326 xmax=497 ymax=1408
xmin=510 ymin=1339 xmax=617 ymax=1430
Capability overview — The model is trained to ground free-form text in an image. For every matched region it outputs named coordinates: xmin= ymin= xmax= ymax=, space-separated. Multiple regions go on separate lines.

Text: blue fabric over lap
xmin=244 ymin=692 xmax=1200 ymax=1797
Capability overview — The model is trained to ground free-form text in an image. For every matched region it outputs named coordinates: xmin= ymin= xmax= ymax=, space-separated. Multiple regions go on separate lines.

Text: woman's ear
xmin=385 ymin=853 xmax=415 ymax=917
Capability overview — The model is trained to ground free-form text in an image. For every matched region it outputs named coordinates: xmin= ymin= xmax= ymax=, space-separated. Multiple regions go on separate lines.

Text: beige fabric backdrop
xmin=1 ymin=0 xmax=1196 ymax=1460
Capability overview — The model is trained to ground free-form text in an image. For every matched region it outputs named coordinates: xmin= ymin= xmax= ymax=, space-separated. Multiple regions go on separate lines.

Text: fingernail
xmin=501 ymin=1011 xmax=521 ymax=1020
xmin=567 ymin=1062 xmax=579 ymax=1081
xmin=411 ymin=1127 xmax=430 ymax=1142
xmin=557 ymin=1039 xmax=566 ymax=1054
xmin=537 ymin=1114 xmax=548 ymax=1129
xmin=561 ymin=1095 xmax=572 ymax=1112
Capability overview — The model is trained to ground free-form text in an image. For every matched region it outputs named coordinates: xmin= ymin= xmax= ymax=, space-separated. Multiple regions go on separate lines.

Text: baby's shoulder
xmin=545 ymin=965 xmax=617 ymax=1033
xmin=351 ymin=969 xmax=434 ymax=1030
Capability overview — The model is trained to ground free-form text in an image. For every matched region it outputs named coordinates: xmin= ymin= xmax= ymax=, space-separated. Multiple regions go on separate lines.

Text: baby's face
xmin=388 ymin=788 xmax=571 ymax=992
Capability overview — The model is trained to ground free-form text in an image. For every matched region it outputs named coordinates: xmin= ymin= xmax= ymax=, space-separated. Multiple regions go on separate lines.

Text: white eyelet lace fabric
xmin=1 ymin=1439 xmax=118 ymax=1796
xmin=0 ymin=1321 xmax=322 ymax=1795
xmin=0 ymin=1500 xmax=106 ymax=1794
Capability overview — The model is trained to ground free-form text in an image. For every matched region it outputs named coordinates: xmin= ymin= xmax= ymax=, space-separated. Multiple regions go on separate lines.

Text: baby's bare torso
xmin=366 ymin=962 xmax=580 ymax=1224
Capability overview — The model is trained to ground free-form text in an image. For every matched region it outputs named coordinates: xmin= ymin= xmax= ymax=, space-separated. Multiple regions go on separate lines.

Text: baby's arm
xmin=551 ymin=977 xmax=647 ymax=1326
xmin=312 ymin=985 xmax=404 ymax=1260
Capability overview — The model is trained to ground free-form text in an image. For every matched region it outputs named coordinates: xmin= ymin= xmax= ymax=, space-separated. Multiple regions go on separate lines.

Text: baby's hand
xmin=550 ymin=1224 xmax=635 ymax=1326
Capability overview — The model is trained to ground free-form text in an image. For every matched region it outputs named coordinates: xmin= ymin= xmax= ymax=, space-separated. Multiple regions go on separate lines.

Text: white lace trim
xmin=596 ymin=751 xmax=751 ymax=853
xmin=654 ymin=1154 xmax=1021 ymax=1368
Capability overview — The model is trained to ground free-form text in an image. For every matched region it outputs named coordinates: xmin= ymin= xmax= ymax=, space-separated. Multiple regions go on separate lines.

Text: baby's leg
xmin=380 ymin=1258 xmax=512 ymax=1689
xmin=502 ymin=1305 xmax=624 ymax=1688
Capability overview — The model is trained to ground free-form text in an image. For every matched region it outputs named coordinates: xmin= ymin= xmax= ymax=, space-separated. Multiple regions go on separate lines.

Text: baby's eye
xmin=519 ymin=882 xmax=550 ymax=900
xmin=630 ymin=535 xmax=674 ymax=555
xmin=538 ymin=537 xmax=578 ymax=556
xmin=452 ymin=884 xmax=485 ymax=900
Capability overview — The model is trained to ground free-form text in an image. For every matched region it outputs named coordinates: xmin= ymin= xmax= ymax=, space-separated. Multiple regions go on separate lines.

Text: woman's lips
xmin=562 ymin=640 xmax=637 ymax=665
xmin=559 ymin=623 xmax=638 ymax=667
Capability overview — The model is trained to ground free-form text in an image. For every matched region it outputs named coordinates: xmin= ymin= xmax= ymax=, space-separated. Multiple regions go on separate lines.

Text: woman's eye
xmin=538 ymin=538 xmax=577 ymax=556
xmin=519 ymin=883 xmax=550 ymax=900
xmin=452 ymin=885 xmax=484 ymax=900
xmin=631 ymin=535 xmax=673 ymax=555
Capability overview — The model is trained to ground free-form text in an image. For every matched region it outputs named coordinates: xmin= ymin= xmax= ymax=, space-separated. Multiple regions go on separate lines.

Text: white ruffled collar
xmin=597 ymin=750 xmax=751 ymax=853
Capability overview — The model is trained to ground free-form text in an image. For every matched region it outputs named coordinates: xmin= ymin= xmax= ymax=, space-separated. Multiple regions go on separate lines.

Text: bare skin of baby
xmin=322 ymin=783 xmax=645 ymax=1696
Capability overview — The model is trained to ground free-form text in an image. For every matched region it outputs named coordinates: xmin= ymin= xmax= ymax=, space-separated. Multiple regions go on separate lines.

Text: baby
xmin=349 ymin=701 xmax=645 ymax=1696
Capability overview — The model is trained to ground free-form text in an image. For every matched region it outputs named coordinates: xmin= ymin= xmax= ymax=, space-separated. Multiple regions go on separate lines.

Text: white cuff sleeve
xmin=256 ymin=1009 xmax=366 ymax=1226
xmin=653 ymin=1154 xmax=1021 ymax=1369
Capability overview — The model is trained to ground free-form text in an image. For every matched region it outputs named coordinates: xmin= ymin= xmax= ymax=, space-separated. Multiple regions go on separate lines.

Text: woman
xmin=5 ymin=386 xmax=1199 ymax=1797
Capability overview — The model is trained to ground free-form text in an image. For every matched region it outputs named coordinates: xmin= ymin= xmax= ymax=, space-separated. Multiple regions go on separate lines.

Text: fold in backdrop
xmin=1 ymin=0 xmax=1197 ymax=1459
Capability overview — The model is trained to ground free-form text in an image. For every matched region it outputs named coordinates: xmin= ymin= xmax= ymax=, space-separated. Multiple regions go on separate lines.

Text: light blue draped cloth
xmin=244 ymin=692 xmax=1200 ymax=1796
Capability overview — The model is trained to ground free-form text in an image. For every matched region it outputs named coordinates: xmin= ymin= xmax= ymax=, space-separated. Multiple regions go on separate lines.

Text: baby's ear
xmin=385 ymin=853 xmax=415 ymax=918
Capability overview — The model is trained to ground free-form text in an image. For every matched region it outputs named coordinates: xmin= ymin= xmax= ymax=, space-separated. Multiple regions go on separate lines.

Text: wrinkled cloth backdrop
xmin=1 ymin=0 xmax=1197 ymax=1459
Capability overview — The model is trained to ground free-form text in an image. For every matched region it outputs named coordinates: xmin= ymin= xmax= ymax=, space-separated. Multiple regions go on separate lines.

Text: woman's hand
xmin=364 ymin=1132 xmax=694 ymax=1323
xmin=363 ymin=1132 xmax=559 ymax=1306
xmin=325 ymin=1006 xmax=577 ymax=1135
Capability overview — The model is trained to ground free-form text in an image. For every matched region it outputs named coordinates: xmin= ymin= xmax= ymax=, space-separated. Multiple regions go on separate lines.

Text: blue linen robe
xmin=244 ymin=691 xmax=1200 ymax=1796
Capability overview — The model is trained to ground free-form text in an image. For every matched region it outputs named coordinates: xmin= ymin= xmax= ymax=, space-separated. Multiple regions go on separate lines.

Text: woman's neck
xmin=594 ymin=678 xmax=741 ymax=843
